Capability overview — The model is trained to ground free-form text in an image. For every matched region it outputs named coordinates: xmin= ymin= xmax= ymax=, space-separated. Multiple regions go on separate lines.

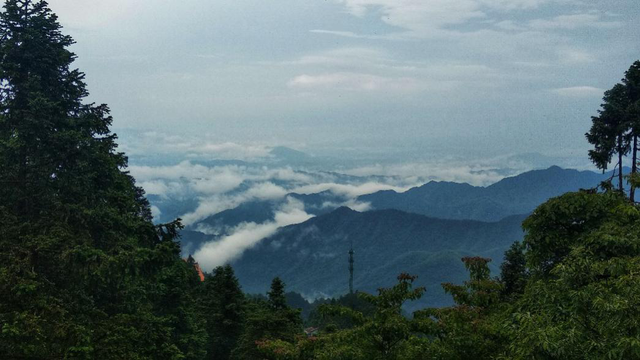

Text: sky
xmin=48 ymin=0 xmax=640 ymax=161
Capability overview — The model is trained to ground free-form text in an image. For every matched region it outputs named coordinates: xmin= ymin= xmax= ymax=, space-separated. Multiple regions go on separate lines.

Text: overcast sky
xmin=48 ymin=0 xmax=640 ymax=160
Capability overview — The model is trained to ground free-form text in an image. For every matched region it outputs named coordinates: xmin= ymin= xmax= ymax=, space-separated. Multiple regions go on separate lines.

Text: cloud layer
xmin=193 ymin=197 xmax=313 ymax=270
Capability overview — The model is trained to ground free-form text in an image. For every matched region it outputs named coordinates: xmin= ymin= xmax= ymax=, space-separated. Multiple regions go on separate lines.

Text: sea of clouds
xmin=125 ymin=137 xmax=590 ymax=270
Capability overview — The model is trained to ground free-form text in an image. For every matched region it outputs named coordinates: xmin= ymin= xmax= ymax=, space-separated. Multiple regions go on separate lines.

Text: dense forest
xmin=0 ymin=1 xmax=639 ymax=359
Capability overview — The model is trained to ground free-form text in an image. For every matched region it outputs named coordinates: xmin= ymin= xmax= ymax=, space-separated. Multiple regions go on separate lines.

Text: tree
xmin=233 ymin=278 xmax=302 ymax=360
xmin=260 ymin=274 xmax=427 ymax=360
xmin=413 ymin=258 xmax=506 ymax=360
xmin=0 ymin=1 xmax=206 ymax=358
xmin=586 ymin=60 xmax=640 ymax=198
xmin=268 ymin=277 xmax=288 ymax=310
xmin=307 ymin=292 xmax=375 ymax=332
xmin=500 ymin=241 xmax=528 ymax=298
xmin=624 ymin=61 xmax=640 ymax=200
xmin=522 ymin=190 xmax=626 ymax=276
xmin=507 ymin=190 xmax=640 ymax=359
xmin=586 ymin=84 xmax=631 ymax=192
xmin=200 ymin=265 xmax=246 ymax=360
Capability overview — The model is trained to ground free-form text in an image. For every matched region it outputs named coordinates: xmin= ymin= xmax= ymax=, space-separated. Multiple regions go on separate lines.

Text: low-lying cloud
xmin=193 ymin=197 xmax=313 ymax=270
xmin=291 ymin=182 xmax=413 ymax=198
xmin=181 ymin=182 xmax=289 ymax=225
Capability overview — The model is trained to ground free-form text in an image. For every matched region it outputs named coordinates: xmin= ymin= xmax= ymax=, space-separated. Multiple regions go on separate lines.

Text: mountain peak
xmin=332 ymin=206 xmax=358 ymax=215
xmin=269 ymin=146 xmax=310 ymax=161
xmin=356 ymin=165 xmax=608 ymax=222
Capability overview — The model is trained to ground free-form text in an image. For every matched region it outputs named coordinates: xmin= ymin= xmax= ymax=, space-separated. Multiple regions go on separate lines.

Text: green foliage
xmin=199 ymin=265 xmax=245 ymax=360
xmin=260 ymin=273 xmax=428 ymax=360
xmin=586 ymin=60 xmax=640 ymax=196
xmin=586 ymin=84 xmax=631 ymax=173
xmin=233 ymin=278 xmax=302 ymax=360
xmin=500 ymin=241 xmax=527 ymax=298
xmin=522 ymin=190 xmax=627 ymax=275
xmin=268 ymin=277 xmax=288 ymax=310
xmin=307 ymin=292 xmax=375 ymax=330
xmin=0 ymin=4 xmax=637 ymax=358
xmin=413 ymin=257 xmax=506 ymax=360
xmin=506 ymin=191 xmax=640 ymax=359
xmin=0 ymin=1 xmax=206 ymax=358
xmin=257 ymin=188 xmax=640 ymax=360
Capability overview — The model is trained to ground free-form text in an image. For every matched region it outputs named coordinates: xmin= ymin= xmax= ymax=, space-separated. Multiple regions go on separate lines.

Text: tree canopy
xmin=0 ymin=1 xmax=638 ymax=359
xmin=587 ymin=61 xmax=640 ymax=197
xmin=0 ymin=1 xmax=206 ymax=358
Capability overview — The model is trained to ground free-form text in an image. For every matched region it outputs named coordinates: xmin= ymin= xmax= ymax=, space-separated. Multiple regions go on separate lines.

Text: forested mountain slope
xmin=231 ymin=207 xmax=526 ymax=308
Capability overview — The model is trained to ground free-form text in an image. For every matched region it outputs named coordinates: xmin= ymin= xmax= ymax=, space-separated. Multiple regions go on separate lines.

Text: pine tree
xmin=624 ymin=61 xmax=640 ymax=201
xmin=586 ymin=60 xmax=640 ymax=197
xmin=200 ymin=265 xmax=245 ymax=360
xmin=586 ymin=84 xmax=631 ymax=192
xmin=233 ymin=278 xmax=302 ymax=359
xmin=0 ymin=1 xmax=205 ymax=358
xmin=500 ymin=241 xmax=527 ymax=298
xmin=268 ymin=277 xmax=288 ymax=310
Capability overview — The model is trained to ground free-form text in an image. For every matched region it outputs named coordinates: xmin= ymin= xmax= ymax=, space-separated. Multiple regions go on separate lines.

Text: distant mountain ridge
xmin=178 ymin=165 xmax=615 ymax=308
xmin=357 ymin=166 xmax=609 ymax=222
xmin=231 ymin=207 xmax=527 ymax=309
xmin=181 ymin=166 xmax=612 ymax=266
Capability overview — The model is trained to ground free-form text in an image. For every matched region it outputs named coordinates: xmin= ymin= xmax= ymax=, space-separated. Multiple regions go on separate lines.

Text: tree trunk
xmin=631 ymin=135 xmax=637 ymax=202
xmin=618 ymin=135 xmax=624 ymax=193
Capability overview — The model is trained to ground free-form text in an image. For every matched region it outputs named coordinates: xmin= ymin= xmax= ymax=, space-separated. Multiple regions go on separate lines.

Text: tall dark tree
xmin=0 ymin=1 xmax=205 ymax=358
xmin=624 ymin=61 xmax=640 ymax=201
xmin=200 ymin=265 xmax=246 ymax=360
xmin=587 ymin=60 xmax=640 ymax=198
xmin=233 ymin=278 xmax=302 ymax=359
xmin=586 ymin=84 xmax=631 ymax=192
xmin=268 ymin=277 xmax=288 ymax=310
xmin=500 ymin=241 xmax=528 ymax=298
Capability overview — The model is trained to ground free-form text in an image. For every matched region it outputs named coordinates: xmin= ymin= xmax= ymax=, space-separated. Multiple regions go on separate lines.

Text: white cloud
xmin=190 ymin=173 xmax=245 ymax=195
xmin=130 ymin=162 xmax=246 ymax=192
xmin=196 ymin=142 xmax=271 ymax=159
xmin=341 ymin=162 xmax=508 ymax=186
xmin=180 ymin=182 xmax=289 ymax=225
xmin=341 ymin=199 xmax=372 ymax=212
xmin=281 ymin=47 xmax=521 ymax=96
xmin=122 ymin=132 xmax=271 ymax=160
xmin=264 ymin=168 xmax=315 ymax=183
xmin=334 ymin=0 xmax=561 ymax=38
xmin=529 ymin=13 xmax=623 ymax=30
xmin=288 ymin=72 xmax=422 ymax=92
xmin=478 ymin=0 xmax=551 ymax=11
xmin=244 ymin=182 xmax=289 ymax=200
xmin=193 ymin=197 xmax=313 ymax=270
xmin=309 ymin=29 xmax=392 ymax=40
xmin=139 ymin=180 xmax=172 ymax=197
xmin=150 ymin=205 xmax=162 ymax=219
xmin=292 ymin=182 xmax=413 ymax=198
xmin=551 ymin=86 xmax=604 ymax=98
xmin=336 ymin=0 xmax=485 ymax=37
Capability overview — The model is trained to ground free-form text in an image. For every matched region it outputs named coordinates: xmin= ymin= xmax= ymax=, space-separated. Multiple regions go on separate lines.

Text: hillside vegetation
xmin=0 ymin=1 xmax=639 ymax=359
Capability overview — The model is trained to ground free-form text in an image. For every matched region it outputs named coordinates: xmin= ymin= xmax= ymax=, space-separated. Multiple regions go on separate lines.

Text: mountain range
xmin=179 ymin=166 xmax=614 ymax=308
xmin=230 ymin=208 xmax=527 ymax=310
xmin=357 ymin=166 xmax=609 ymax=222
